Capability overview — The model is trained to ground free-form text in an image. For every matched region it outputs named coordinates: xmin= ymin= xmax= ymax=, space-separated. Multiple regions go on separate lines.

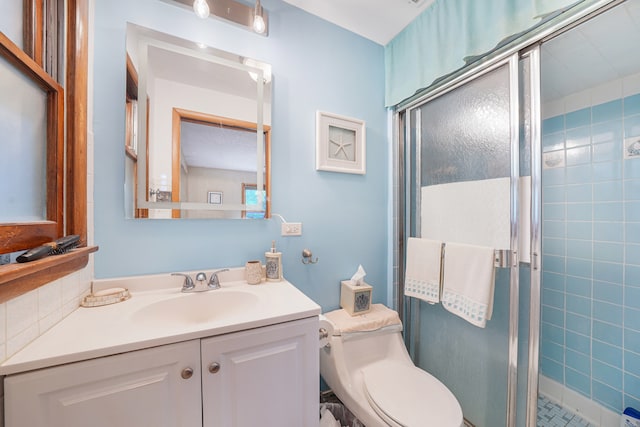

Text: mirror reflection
xmin=124 ymin=23 xmax=272 ymax=219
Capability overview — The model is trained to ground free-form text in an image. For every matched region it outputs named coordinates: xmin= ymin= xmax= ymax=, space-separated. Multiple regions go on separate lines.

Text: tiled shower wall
xmin=540 ymin=79 xmax=640 ymax=414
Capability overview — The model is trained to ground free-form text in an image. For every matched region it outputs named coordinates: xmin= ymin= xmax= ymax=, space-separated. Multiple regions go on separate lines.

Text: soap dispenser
xmin=265 ymin=240 xmax=283 ymax=282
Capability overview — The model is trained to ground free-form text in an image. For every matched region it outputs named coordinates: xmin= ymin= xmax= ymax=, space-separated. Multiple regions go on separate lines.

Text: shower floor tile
xmin=537 ymin=395 xmax=594 ymax=427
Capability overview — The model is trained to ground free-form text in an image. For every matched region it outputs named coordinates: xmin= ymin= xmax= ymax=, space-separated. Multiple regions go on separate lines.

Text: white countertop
xmin=0 ymin=268 xmax=321 ymax=376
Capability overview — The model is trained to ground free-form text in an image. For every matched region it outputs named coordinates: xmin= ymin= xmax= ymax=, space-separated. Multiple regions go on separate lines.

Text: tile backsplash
xmin=0 ymin=266 xmax=92 ymax=363
xmin=541 ymin=81 xmax=640 ymax=413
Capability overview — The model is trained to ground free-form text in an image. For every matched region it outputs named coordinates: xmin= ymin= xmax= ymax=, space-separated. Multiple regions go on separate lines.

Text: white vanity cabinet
xmin=3 ymin=317 xmax=319 ymax=427
xmin=4 ymin=340 xmax=203 ymax=427
xmin=201 ymin=316 xmax=318 ymax=426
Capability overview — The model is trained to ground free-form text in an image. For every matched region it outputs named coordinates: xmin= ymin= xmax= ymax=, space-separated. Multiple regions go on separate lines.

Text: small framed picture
xmin=316 ymin=111 xmax=366 ymax=175
xmin=208 ymin=191 xmax=223 ymax=204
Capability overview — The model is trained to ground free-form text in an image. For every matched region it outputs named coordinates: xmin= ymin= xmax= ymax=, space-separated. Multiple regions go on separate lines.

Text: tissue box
xmin=340 ymin=280 xmax=372 ymax=316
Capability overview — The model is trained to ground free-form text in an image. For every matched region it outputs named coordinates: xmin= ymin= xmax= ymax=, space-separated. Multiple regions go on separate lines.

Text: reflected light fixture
xmin=243 ymin=57 xmax=272 ymax=84
xmin=193 ymin=0 xmax=210 ymax=19
xmin=253 ymin=0 xmax=266 ymax=34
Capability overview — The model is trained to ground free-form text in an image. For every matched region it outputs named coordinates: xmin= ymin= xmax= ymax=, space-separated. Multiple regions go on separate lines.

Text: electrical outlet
xmin=281 ymin=222 xmax=302 ymax=236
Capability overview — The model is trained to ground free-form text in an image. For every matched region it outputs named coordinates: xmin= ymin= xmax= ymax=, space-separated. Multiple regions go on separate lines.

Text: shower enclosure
xmin=394 ymin=1 xmax=639 ymax=425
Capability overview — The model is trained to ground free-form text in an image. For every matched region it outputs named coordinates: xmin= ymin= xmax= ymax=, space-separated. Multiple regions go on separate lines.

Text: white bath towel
xmin=441 ymin=242 xmax=496 ymax=328
xmin=404 ymin=237 xmax=443 ymax=304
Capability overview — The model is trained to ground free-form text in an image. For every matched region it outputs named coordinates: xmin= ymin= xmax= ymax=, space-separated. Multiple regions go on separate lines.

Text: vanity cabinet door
xmin=4 ymin=340 xmax=202 ymax=427
xmin=201 ymin=317 xmax=319 ymax=427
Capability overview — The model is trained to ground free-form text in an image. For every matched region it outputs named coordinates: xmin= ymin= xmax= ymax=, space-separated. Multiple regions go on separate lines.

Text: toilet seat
xmin=362 ymin=360 xmax=463 ymax=427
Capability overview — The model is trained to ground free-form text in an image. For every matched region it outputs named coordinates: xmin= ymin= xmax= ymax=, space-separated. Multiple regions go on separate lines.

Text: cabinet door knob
xmin=208 ymin=362 xmax=221 ymax=374
xmin=181 ymin=367 xmax=194 ymax=379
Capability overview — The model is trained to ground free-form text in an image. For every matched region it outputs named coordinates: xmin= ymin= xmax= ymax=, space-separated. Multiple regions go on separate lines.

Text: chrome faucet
xmin=172 ymin=270 xmax=229 ymax=292
xmin=171 ymin=273 xmax=195 ymax=292
xmin=208 ymin=269 xmax=229 ymax=290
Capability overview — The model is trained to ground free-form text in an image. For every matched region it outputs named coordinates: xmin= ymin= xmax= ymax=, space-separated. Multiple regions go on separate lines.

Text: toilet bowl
xmin=319 ymin=305 xmax=463 ymax=427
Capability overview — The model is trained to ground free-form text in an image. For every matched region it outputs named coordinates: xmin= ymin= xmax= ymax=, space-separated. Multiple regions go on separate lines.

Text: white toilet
xmin=320 ymin=304 xmax=463 ymax=427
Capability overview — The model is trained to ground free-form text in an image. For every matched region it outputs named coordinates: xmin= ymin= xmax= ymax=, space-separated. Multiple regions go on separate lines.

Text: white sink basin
xmin=132 ymin=290 xmax=260 ymax=325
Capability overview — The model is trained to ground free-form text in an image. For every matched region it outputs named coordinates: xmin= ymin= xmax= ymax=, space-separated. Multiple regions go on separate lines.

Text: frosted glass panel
xmin=0 ymin=54 xmax=48 ymax=221
xmin=421 ymin=64 xmax=511 ymax=186
xmin=411 ymin=60 xmax=515 ymax=427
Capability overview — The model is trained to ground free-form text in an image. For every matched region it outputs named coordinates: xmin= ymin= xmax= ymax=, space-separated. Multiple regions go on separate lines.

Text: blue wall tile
xmin=625 ymin=328 xmax=640 ymax=354
xmin=592 ymin=340 xmax=622 ymax=366
xmin=542 ymin=97 xmax=640 ymax=409
xmin=592 ymin=380 xmax=622 ymax=412
xmin=542 ymin=322 xmax=565 ymax=344
xmin=543 ymin=221 xmax=566 ymax=238
xmin=566 ymin=276 xmax=591 ymax=297
xmin=624 ymin=115 xmax=640 ymax=139
xmin=593 ymin=242 xmax=623 ymax=263
xmin=625 ymin=307 xmax=640 ymax=332
xmin=566 ymin=109 xmax=591 ymax=129
xmin=542 ymin=339 xmax=565 ymax=363
xmin=593 ymin=181 xmax=623 ymax=202
xmin=541 ymin=357 xmax=564 ymax=383
xmin=625 ymin=95 xmax=640 ymax=117
xmin=567 ymin=164 xmax=593 ymax=184
xmin=593 ymin=320 xmax=622 ymax=346
xmin=567 ymin=257 xmax=592 ymax=278
xmin=543 ymin=116 xmax=565 ymax=135
xmin=593 ymin=202 xmax=623 ymax=221
xmin=592 ymin=119 xmax=622 ymax=143
xmin=593 ymin=221 xmax=624 ymax=242
xmin=593 ymin=300 xmax=623 ymax=325
xmin=625 ymin=180 xmax=640 ymax=200
xmin=566 ymin=331 xmax=590 ymax=355
xmin=593 ymin=142 xmax=621 ymax=163
xmin=592 ymin=360 xmax=622 ymax=390
xmin=566 ymin=313 xmax=590 ymax=335
xmin=593 ymin=280 xmax=622 ymax=305
xmin=566 ymin=368 xmax=591 ymax=396
xmin=592 ymin=100 xmax=622 ymax=124
xmin=566 ymin=349 xmax=591 ymax=374
xmin=566 ymin=294 xmax=591 ymax=317
xmin=592 ymin=161 xmax=621 ymax=181
xmin=625 ymin=350 xmax=640 ymax=377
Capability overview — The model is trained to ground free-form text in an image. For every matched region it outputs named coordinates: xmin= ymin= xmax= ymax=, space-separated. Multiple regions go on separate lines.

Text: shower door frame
xmin=392 ymin=1 xmax=624 ymax=426
xmin=400 ymin=53 xmax=523 ymax=427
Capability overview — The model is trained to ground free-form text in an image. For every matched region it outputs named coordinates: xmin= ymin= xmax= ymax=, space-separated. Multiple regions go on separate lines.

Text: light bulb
xmin=193 ymin=0 xmax=210 ymax=19
xmin=253 ymin=0 xmax=266 ymax=34
xmin=253 ymin=14 xmax=266 ymax=34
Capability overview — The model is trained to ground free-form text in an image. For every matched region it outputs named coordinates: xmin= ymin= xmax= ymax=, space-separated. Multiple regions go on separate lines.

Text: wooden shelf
xmin=0 ymin=246 xmax=98 ymax=303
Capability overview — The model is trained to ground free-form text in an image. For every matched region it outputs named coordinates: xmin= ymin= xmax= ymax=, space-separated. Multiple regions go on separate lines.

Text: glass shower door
xmin=405 ymin=54 xmax=525 ymax=427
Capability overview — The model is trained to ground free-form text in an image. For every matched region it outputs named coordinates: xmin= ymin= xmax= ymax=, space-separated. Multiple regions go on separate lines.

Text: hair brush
xmin=16 ymin=235 xmax=81 ymax=263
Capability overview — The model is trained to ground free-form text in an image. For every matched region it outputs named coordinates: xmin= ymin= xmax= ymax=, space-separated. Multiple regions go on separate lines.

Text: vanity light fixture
xmin=253 ymin=0 xmax=266 ymax=34
xmin=193 ymin=0 xmax=210 ymax=19
xmin=166 ymin=0 xmax=268 ymax=36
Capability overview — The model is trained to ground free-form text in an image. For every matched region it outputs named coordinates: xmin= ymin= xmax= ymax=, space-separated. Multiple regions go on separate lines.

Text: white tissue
xmin=319 ymin=315 xmax=334 ymax=348
xmin=350 ymin=264 xmax=367 ymax=286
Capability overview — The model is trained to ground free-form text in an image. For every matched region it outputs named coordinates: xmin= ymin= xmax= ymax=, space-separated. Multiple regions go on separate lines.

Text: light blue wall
xmin=92 ymin=0 xmax=388 ymax=311
xmin=540 ymin=94 xmax=640 ymax=412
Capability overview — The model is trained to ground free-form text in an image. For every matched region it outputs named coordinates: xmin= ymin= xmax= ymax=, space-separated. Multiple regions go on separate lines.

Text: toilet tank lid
xmin=324 ymin=304 xmax=401 ymax=335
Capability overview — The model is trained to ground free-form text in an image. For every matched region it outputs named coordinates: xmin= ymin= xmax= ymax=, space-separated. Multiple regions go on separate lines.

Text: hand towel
xmin=324 ymin=304 xmax=401 ymax=335
xmin=441 ymin=242 xmax=496 ymax=328
xmin=404 ymin=237 xmax=444 ymax=304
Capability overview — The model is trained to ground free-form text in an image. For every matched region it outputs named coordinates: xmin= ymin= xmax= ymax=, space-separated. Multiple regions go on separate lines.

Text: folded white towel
xmin=324 ymin=304 xmax=401 ymax=335
xmin=404 ymin=237 xmax=443 ymax=304
xmin=441 ymin=242 xmax=496 ymax=328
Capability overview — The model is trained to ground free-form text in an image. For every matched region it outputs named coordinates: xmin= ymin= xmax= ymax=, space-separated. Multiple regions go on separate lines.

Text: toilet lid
xmin=362 ymin=361 xmax=463 ymax=427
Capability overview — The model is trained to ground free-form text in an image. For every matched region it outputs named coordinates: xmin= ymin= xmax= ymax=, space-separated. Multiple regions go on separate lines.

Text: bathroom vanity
xmin=0 ymin=269 xmax=321 ymax=427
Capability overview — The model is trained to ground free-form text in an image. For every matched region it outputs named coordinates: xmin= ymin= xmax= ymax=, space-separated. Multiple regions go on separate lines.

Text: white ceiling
xmin=281 ymin=0 xmax=436 ymax=45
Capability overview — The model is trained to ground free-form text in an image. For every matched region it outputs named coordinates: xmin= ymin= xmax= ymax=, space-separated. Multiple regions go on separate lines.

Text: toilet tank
xmin=336 ymin=325 xmax=414 ymax=371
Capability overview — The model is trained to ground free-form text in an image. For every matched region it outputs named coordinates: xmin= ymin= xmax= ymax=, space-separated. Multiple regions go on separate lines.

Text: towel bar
xmin=494 ymin=249 xmax=512 ymax=268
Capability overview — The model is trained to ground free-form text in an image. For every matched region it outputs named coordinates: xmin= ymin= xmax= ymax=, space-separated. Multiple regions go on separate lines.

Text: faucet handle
xmin=208 ymin=269 xmax=230 ymax=289
xmin=171 ymin=273 xmax=195 ymax=291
